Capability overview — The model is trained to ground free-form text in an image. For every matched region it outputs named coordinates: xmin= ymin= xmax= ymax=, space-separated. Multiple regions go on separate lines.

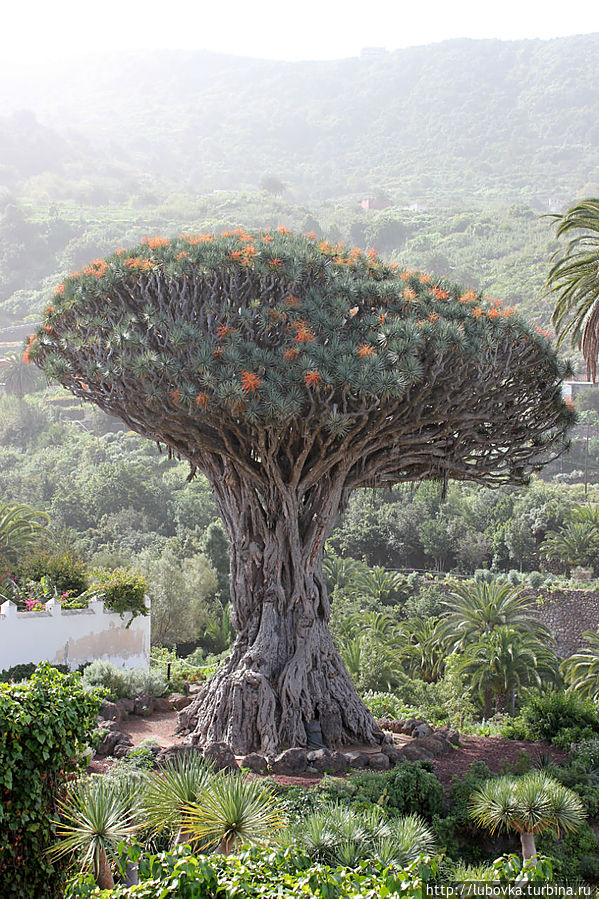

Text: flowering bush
xmin=91 ymin=568 xmax=148 ymax=622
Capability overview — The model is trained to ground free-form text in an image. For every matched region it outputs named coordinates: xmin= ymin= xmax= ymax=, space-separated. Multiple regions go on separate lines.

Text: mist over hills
xmin=1 ymin=33 xmax=599 ymax=206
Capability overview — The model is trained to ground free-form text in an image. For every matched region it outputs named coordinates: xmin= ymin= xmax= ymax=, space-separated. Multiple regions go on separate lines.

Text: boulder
xmin=113 ymin=741 xmax=133 ymax=759
xmin=306 ymin=748 xmax=349 ymax=774
xmin=414 ymin=735 xmax=450 ymax=758
xmin=369 ymin=752 xmax=391 ymax=771
xmin=399 ymin=742 xmax=434 ymax=762
xmin=412 ymin=723 xmax=434 ymax=738
xmin=203 ymin=741 xmax=239 ymax=773
xmin=99 ymin=700 xmax=122 ymax=723
xmin=95 ymin=722 xmax=133 ymax=758
xmin=270 ymin=748 xmax=308 ymax=775
xmin=239 ymin=753 xmax=268 ymax=774
xmin=344 ymin=750 xmax=370 ymax=769
xmin=380 ymin=744 xmax=404 ymax=765
xmin=134 ymin=694 xmax=155 ymax=716
xmin=155 ymin=744 xmax=203 ymax=767
xmin=446 ymin=728 xmax=460 ymax=745
xmin=116 ymin=698 xmax=136 ymax=716
xmin=170 ymin=693 xmax=192 ymax=711
xmin=152 ymin=696 xmax=175 ymax=713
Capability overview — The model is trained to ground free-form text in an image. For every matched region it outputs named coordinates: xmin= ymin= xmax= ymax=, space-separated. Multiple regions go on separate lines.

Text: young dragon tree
xmin=28 ymin=230 xmax=573 ymax=754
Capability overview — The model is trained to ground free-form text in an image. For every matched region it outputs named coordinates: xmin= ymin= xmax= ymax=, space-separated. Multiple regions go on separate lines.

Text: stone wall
xmin=529 ymin=588 xmax=599 ymax=657
xmin=0 ymin=596 xmax=151 ymax=671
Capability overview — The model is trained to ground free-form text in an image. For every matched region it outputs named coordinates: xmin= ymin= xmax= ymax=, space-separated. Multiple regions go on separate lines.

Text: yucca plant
xmin=141 ymin=754 xmax=213 ymax=845
xmin=182 ymin=773 xmax=285 ymax=854
xmin=50 ymin=775 xmax=140 ymax=889
xmin=470 ymin=772 xmax=585 ymax=864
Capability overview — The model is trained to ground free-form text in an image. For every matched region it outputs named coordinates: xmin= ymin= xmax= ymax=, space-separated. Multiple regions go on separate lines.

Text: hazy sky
xmin=5 ymin=0 xmax=599 ymax=64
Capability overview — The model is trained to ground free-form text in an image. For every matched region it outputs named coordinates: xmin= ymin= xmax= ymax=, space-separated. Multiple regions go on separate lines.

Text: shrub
xmin=81 ymin=660 xmax=168 ymax=700
xmin=0 ymin=661 xmax=69 ymax=683
xmin=349 ymin=762 xmax=444 ymax=818
xmin=502 ymin=689 xmax=599 ymax=747
xmin=92 ymin=568 xmax=148 ymax=621
xmin=0 ymin=663 xmax=102 ymax=899
xmin=361 ymin=690 xmax=406 ymax=719
xmin=18 ymin=551 xmax=89 ymax=596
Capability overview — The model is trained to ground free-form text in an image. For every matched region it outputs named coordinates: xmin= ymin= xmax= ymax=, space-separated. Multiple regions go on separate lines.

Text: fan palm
xmin=470 ymin=772 xmax=585 ymax=864
xmin=141 ymin=754 xmax=213 ymax=844
xmin=440 ymin=580 xmax=551 ymax=651
xmin=458 ymin=627 xmax=558 ymax=717
xmin=50 ymin=775 xmax=140 ymax=889
xmin=562 ymin=629 xmax=599 ymax=702
xmin=546 ymin=198 xmax=599 ymax=380
xmin=182 ymin=774 xmax=285 ymax=854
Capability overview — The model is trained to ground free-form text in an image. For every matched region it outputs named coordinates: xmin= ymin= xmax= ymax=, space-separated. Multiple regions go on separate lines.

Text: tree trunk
xmin=483 ymin=688 xmax=493 ymax=720
xmin=520 ymin=830 xmax=537 ymax=866
xmin=178 ymin=468 xmax=382 ymax=754
xmin=95 ymin=846 xmax=114 ymax=890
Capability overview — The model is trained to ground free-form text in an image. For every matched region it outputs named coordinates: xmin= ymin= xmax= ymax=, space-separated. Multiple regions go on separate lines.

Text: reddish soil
xmin=88 ymin=709 xmax=569 ymax=788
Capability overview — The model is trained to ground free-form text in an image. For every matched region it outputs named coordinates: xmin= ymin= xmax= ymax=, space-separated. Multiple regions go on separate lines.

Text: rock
xmin=99 ymin=700 xmax=122 ymax=723
xmin=306 ymin=748 xmax=349 ymax=774
xmin=380 ymin=745 xmax=404 ymax=765
xmin=155 ymin=744 xmax=203 ymax=767
xmin=95 ymin=723 xmax=133 ymax=758
xmin=344 ymin=750 xmax=370 ymax=769
xmin=113 ymin=740 xmax=133 ymax=758
xmin=446 ymin=728 xmax=460 ymax=745
xmin=116 ymin=698 xmax=136 ymax=716
xmin=203 ymin=741 xmax=239 ymax=773
xmin=399 ymin=743 xmax=434 ymax=762
xmin=369 ymin=752 xmax=391 ymax=770
xmin=270 ymin=748 xmax=308 ymax=775
xmin=152 ymin=697 xmax=175 ymax=713
xmin=239 ymin=753 xmax=268 ymax=774
xmin=413 ymin=723 xmax=434 ymax=738
xmin=170 ymin=693 xmax=192 ymax=710
xmin=134 ymin=694 xmax=155 ymax=716
xmin=376 ymin=717 xmax=404 ymax=734
xmin=414 ymin=735 xmax=451 ymax=758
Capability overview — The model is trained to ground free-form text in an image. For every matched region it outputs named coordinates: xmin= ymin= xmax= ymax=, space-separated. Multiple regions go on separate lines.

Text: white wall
xmin=0 ymin=597 xmax=151 ymax=671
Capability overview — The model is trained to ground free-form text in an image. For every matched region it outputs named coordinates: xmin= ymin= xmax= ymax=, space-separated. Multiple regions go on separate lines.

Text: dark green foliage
xmin=18 ymin=550 xmax=89 ymax=595
xmin=0 ymin=664 xmax=102 ymax=899
xmin=0 ymin=661 xmax=70 ymax=683
xmin=92 ymin=568 xmax=148 ymax=621
xmin=502 ymin=689 xmax=599 ymax=748
xmin=349 ymin=762 xmax=444 ymax=819
xmin=66 ymin=845 xmax=437 ymax=899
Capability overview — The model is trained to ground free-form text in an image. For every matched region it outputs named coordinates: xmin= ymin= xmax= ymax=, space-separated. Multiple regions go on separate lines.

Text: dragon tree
xmin=28 ymin=229 xmax=573 ymax=753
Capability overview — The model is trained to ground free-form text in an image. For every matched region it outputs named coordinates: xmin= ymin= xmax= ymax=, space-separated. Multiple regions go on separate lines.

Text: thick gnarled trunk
xmin=178 ymin=467 xmax=382 ymax=754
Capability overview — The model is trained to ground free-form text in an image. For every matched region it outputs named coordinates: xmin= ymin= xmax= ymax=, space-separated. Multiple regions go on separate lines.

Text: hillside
xmin=1 ymin=34 xmax=599 ymax=205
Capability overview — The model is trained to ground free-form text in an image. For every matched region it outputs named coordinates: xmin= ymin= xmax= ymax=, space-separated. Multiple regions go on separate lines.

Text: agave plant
xmin=141 ymin=753 xmax=213 ymax=844
xmin=470 ymin=772 xmax=585 ymax=864
xmin=182 ymin=773 xmax=285 ymax=854
xmin=50 ymin=775 xmax=140 ymax=889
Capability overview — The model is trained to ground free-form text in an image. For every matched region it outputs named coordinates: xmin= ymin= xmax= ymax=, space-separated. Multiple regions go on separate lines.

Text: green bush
xmin=0 ymin=661 xmax=69 ymax=683
xmin=92 ymin=568 xmax=148 ymax=621
xmin=361 ymin=690 xmax=406 ymax=719
xmin=18 ymin=551 xmax=89 ymax=596
xmin=0 ymin=664 xmax=102 ymax=899
xmin=349 ymin=762 xmax=444 ymax=818
xmin=502 ymin=689 xmax=599 ymax=747
xmin=66 ymin=846 xmax=438 ymax=898
xmin=81 ymin=660 xmax=168 ymax=700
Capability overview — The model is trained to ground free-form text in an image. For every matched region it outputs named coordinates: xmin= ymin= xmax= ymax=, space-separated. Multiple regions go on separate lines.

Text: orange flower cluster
xmin=502 ymin=306 xmax=516 ymax=318
xmin=357 ymin=344 xmax=376 ymax=358
xmin=432 ymin=287 xmax=450 ymax=301
xmin=277 ymin=225 xmax=291 ymax=235
xmin=459 ymin=290 xmax=478 ymax=304
xmin=293 ymin=321 xmax=315 ymax=343
xmin=142 ymin=236 xmax=170 ymax=249
xmin=82 ymin=259 xmax=109 ymax=279
xmin=181 ymin=233 xmax=214 ymax=244
xmin=268 ymin=257 xmax=283 ymax=268
xmin=170 ymin=389 xmax=181 ymax=404
xmin=319 ymin=240 xmax=332 ymax=253
xmin=419 ymin=274 xmax=431 ymax=285
xmin=54 ymin=284 xmax=65 ymax=296
xmin=366 ymin=247 xmax=379 ymax=261
xmin=472 ymin=307 xmax=484 ymax=319
xmin=403 ymin=288 xmax=417 ymax=302
xmin=284 ymin=295 xmax=300 ymax=307
xmin=428 ymin=312 xmax=439 ymax=323
xmin=195 ymin=393 xmax=210 ymax=409
xmin=400 ymin=270 xmax=415 ymax=282
xmin=536 ymin=325 xmax=552 ymax=339
xmin=283 ymin=347 xmax=298 ymax=361
xmin=487 ymin=308 xmax=501 ymax=320
xmin=379 ymin=313 xmax=388 ymax=325
xmin=261 ymin=232 xmax=273 ymax=243
xmin=349 ymin=306 xmax=359 ymax=318
xmin=241 ymin=371 xmax=260 ymax=393
xmin=213 ymin=348 xmax=223 ymax=358
xmin=216 ymin=324 xmax=236 ymax=339
xmin=125 ymin=257 xmax=153 ymax=272
xmin=22 ymin=334 xmax=36 ymax=364
xmin=304 ymin=370 xmax=322 ymax=388
xmin=177 ymin=251 xmax=189 ymax=260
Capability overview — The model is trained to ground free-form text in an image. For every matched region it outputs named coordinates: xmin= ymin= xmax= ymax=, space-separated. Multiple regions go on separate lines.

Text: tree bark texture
xmin=520 ymin=830 xmax=538 ymax=866
xmin=178 ymin=457 xmax=382 ymax=754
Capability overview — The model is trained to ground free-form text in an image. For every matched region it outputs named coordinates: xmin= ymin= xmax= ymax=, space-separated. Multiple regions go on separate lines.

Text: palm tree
xmin=182 ymin=774 xmax=285 ymax=855
xmin=1 ymin=352 xmax=43 ymax=405
xmin=562 ymin=629 xmax=599 ymax=702
xmin=541 ymin=520 xmax=599 ymax=573
xmin=457 ymin=627 xmax=558 ymax=717
xmin=141 ymin=754 xmax=213 ymax=844
xmin=353 ymin=566 xmax=405 ymax=606
xmin=440 ymin=580 xmax=551 ymax=651
xmin=398 ymin=616 xmax=445 ymax=683
xmin=322 ymin=551 xmax=363 ymax=594
xmin=470 ymin=772 xmax=585 ymax=864
xmin=546 ymin=198 xmax=599 ymax=380
xmin=50 ymin=775 xmax=140 ymax=889
xmin=0 ymin=501 xmax=50 ymax=564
